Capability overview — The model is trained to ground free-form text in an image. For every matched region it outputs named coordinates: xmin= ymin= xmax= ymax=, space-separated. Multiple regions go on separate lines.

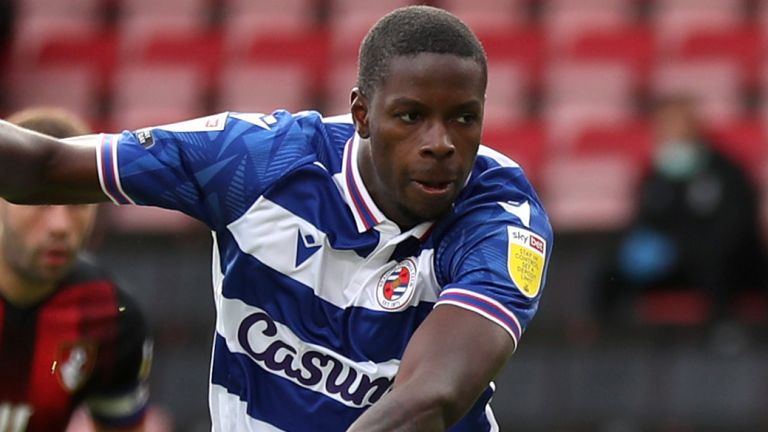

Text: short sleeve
xmin=434 ymin=197 xmax=553 ymax=350
xmin=95 ymin=110 xmax=322 ymax=228
xmin=85 ymin=290 xmax=153 ymax=428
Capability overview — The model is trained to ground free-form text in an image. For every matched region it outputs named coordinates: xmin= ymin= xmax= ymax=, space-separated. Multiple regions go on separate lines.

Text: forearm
xmin=0 ymin=119 xmax=53 ymax=201
xmin=0 ymin=120 xmax=103 ymax=203
xmin=347 ymin=385 xmax=452 ymax=432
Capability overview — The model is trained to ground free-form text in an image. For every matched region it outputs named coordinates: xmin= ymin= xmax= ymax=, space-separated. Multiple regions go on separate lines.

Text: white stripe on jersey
xmin=210 ymin=384 xmax=286 ymax=432
xmin=217 ymin=297 xmax=401 ymax=408
xmin=226 ymin=196 xmax=440 ymax=311
xmin=477 ymin=145 xmax=520 ymax=169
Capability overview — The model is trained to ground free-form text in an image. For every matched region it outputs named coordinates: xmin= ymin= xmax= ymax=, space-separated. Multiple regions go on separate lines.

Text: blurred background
xmin=2 ymin=0 xmax=768 ymax=430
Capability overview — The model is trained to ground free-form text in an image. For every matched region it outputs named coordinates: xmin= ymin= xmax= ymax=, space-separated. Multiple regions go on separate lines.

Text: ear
xmin=350 ymin=88 xmax=370 ymax=139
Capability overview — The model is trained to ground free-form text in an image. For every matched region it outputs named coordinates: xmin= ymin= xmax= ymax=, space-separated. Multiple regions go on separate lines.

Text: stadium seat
xmin=110 ymin=65 xmax=206 ymax=131
xmin=675 ymin=27 xmax=763 ymax=87
xmin=651 ymin=59 xmax=743 ymax=125
xmin=542 ymin=154 xmax=640 ymax=231
xmin=132 ymin=30 xmax=224 ymax=90
xmin=636 ymin=291 xmax=712 ymax=326
xmin=324 ymin=61 xmax=358 ymax=115
xmin=707 ymin=118 xmax=767 ymax=180
xmin=484 ymin=62 xmax=530 ymax=126
xmin=4 ymin=66 xmax=99 ymax=122
xmin=564 ymin=25 xmax=656 ymax=88
xmin=543 ymin=60 xmax=636 ymax=147
xmin=34 ymin=30 xmax=118 ymax=91
xmin=119 ymin=15 xmax=210 ymax=58
xmin=653 ymin=0 xmax=744 ymax=52
xmin=328 ymin=0 xmax=417 ymax=59
xmin=16 ymin=0 xmax=103 ymax=20
xmin=439 ymin=0 xmax=528 ymax=32
xmin=478 ymin=28 xmax=546 ymax=87
xmin=245 ymin=29 xmax=331 ymax=93
xmin=215 ymin=63 xmax=311 ymax=114
xmin=222 ymin=0 xmax=319 ymax=56
xmin=11 ymin=15 xmax=102 ymax=62
xmin=481 ymin=121 xmax=548 ymax=184
xmin=119 ymin=0 xmax=210 ymax=21
xmin=574 ymin=119 xmax=653 ymax=167
xmin=544 ymin=0 xmax=637 ymax=52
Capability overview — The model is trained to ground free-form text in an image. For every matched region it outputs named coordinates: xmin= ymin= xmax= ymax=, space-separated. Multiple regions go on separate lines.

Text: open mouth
xmin=413 ymin=180 xmax=454 ymax=194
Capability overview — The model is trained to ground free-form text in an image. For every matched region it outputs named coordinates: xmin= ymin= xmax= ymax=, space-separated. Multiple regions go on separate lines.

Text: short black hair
xmin=357 ymin=6 xmax=487 ymax=98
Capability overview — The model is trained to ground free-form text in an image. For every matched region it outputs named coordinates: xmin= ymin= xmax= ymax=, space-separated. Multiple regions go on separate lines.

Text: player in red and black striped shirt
xmin=0 ymin=108 xmax=151 ymax=432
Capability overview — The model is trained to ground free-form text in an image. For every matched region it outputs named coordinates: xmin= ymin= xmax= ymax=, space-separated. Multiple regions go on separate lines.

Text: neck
xmin=0 ymin=256 xmax=57 ymax=307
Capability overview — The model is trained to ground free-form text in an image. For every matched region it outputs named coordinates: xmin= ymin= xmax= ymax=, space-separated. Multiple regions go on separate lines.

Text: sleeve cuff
xmin=87 ymin=383 xmax=149 ymax=427
xmin=96 ymin=133 xmax=135 ymax=205
xmin=435 ymin=288 xmax=522 ymax=349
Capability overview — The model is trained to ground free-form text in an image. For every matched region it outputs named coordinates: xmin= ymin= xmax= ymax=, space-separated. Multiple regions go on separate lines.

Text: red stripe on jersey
xmin=25 ymin=280 xmax=118 ymax=432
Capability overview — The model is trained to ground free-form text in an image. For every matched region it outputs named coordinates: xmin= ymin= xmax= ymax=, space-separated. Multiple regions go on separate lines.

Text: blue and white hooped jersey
xmin=93 ymin=110 xmax=553 ymax=431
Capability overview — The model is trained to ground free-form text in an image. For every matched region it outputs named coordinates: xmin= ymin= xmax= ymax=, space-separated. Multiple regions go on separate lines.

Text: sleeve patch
xmin=507 ymin=226 xmax=546 ymax=298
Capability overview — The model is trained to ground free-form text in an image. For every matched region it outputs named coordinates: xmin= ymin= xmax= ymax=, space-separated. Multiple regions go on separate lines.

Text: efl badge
xmin=53 ymin=341 xmax=96 ymax=393
xmin=376 ymin=259 xmax=418 ymax=310
xmin=507 ymin=226 xmax=546 ymax=298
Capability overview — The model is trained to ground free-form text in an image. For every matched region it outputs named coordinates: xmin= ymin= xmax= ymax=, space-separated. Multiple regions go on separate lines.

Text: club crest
xmin=54 ymin=341 xmax=96 ymax=393
xmin=376 ymin=259 xmax=417 ymax=310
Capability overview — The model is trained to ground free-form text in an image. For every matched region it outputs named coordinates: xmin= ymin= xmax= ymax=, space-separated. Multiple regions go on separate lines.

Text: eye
xmin=397 ymin=112 xmax=420 ymax=124
xmin=455 ymin=113 xmax=478 ymax=125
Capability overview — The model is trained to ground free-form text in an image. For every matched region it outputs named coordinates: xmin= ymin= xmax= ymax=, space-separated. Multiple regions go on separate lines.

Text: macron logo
xmin=295 ymin=230 xmax=322 ymax=267
xmin=499 ymin=200 xmax=531 ymax=227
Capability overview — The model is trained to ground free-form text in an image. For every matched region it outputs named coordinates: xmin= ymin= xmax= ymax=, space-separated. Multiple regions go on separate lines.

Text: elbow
xmin=403 ymin=383 xmax=470 ymax=429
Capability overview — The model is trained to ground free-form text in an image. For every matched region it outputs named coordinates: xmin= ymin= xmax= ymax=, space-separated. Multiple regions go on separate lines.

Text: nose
xmin=419 ymin=122 xmax=455 ymax=160
xmin=43 ymin=206 xmax=77 ymax=238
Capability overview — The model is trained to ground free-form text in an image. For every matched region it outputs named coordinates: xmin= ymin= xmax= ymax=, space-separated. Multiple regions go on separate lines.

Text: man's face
xmin=0 ymin=203 xmax=96 ymax=284
xmin=353 ymin=53 xmax=485 ymax=229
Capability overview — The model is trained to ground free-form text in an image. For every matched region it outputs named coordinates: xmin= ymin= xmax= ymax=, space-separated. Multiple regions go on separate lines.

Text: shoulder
xmin=433 ymin=145 xmax=552 ymax=255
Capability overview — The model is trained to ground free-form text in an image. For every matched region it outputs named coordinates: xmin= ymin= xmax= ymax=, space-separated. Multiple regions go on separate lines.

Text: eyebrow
xmin=387 ymin=97 xmax=482 ymax=111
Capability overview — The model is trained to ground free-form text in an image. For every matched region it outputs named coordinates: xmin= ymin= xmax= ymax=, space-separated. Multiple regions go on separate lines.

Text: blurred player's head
xmin=651 ymin=95 xmax=708 ymax=179
xmin=0 ymin=108 xmax=97 ymax=287
xmin=352 ymin=6 xmax=487 ymax=229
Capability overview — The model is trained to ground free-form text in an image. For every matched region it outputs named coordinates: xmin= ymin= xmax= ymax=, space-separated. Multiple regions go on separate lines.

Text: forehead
xmin=375 ymin=53 xmax=486 ymax=104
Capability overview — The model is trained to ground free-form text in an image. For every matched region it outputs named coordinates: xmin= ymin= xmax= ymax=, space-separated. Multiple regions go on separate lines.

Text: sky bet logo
xmin=510 ymin=229 xmax=545 ymax=254
xmin=237 ymin=312 xmax=393 ymax=407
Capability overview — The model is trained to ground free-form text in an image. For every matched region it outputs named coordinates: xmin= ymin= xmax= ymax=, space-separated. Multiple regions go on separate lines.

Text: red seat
xmin=637 ymin=291 xmax=712 ymax=326
xmin=5 ymin=66 xmax=99 ymax=122
xmin=676 ymin=27 xmax=763 ymax=87
xmin=484 ymin=62 xmax=530 ymax=126
xmin=110 ymin=65 xmax=206 ymax=131
xmin=35 ymin=31 xmax=118 ymax=90
xmin=222 ymin=0 xmax=319 ymax=57
xmin=216 ymin=63 xmax=311 ymax=114
xmin=478 ymin=28 xmax=546 ymax=87
xmin=137 ymin=31 xmax=224 ymax=90
xmin=246 ymin=29 xmax=331 ymax=93
xmin=652 ymin=59 xmax=743 ymax=125
xmin=544 ymin=60 xmax=636 ymax=147
xmin=565 ymin=25 xmax=656 ymax=88
xmin=707 ymin=118 xmax=768 ymax=180
xmin=653 ymin=0 xmax=743 ymax=50
xmin=439 ymin=0 xmax=528 ymax=31
xmin=481 ymin=121 xmax=547 ymax=183
xmin=544 ymin=0 xmax=637 ymax=52
xmin=574 ymin=119 xmax=653 ymax=166
xmin=542 ymin=155 xmax=641 ymax=231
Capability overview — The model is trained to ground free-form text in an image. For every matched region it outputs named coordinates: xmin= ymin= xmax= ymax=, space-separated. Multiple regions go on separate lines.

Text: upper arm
xmin=0 ymin=120 xmax=105 ymax=204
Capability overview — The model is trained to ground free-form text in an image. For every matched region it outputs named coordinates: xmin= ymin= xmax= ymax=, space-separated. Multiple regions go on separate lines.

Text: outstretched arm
xmin=0 ymin=120 xmax=105 ymax=204
xmin=347 ymin=304 xmax=514 ymax=431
